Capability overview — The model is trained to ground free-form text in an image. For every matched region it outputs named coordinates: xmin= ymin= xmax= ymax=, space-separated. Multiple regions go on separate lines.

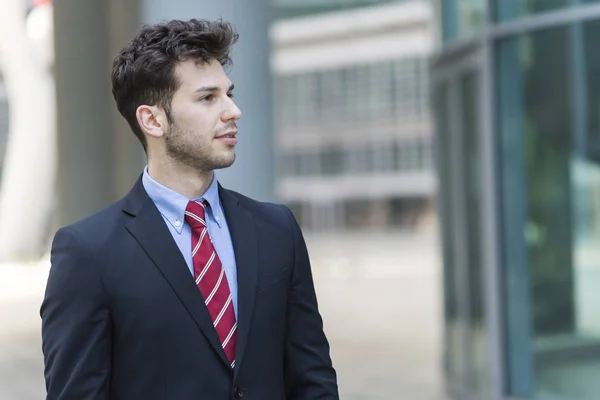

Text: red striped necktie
xmin=184 ymin=200 xmax=237 ymax=368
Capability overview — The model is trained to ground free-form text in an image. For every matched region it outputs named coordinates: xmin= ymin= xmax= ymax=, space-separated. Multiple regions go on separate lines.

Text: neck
xmin=147 ymin=158 xmax=214 ymax=199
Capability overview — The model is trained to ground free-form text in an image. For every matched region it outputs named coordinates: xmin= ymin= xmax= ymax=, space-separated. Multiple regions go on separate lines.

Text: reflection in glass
xmin=438 ymin=0 xmax=486 ymax=43
xmin=461 ymin=72 xmax=488 ymax=395
xmin=498 ymin=24 xmax=600 ymax=399
xmin=496 ymin=0 xmax=600 ymax=21
xmin=273 ymin=0 xmax=397 ymax=19
xmin=496 ymin=0 xmax=568 ymax=21
xmin=435 ymin=83 xmax=464 ymax=383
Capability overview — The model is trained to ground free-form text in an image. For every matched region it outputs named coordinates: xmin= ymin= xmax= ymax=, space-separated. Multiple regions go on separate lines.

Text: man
xmin=41 ymin=19 xmax=338 ymax=400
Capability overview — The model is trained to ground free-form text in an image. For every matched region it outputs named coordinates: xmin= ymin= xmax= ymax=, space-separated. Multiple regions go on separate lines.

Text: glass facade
xmin=434 ymin=1 xmax=600 ymax=399
xmin=275 ymin=57 xmax=431 ymax=179
xmin=434 ymin=61 xmax=490 ymax=398
xmin=437 ymin=0 xmax=486 ymax=43
xmin=496 ymin=0 xmax=600 ymax=22
xmin=276 ymin=58 xmax=428 ymax=133
xmin=278 ymin=138 xmax=432 ymax=178
xmin=272 ymin=0 xmax=399 ymax=19
xmin=461 ymin=71 xmax=489 ymax=395
xmin=496 ymin=0 xmax=568 ymax=21
xmin=273 ymin=0 xmax=435 ymax=231
xmin=435 ymin=82 xmax=463 ymax=384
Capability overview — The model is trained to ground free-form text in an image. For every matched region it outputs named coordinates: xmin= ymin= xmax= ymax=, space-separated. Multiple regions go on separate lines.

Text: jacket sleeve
xmin=282 ymin=206 xmax=339 ymax=399
xmin=40 ymin=227 xmax=112 ymax=400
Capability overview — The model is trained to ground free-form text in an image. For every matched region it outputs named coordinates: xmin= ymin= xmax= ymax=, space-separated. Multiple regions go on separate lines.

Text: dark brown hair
xmin=111 ymin=19 xmax=239 ymax=151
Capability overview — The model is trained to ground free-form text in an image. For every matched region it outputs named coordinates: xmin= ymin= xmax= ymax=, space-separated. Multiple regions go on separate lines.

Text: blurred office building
xmin=271 ymin=0 xmax=436 ymax=231
xmin=434 ymin=1 xmax=600 ymax=399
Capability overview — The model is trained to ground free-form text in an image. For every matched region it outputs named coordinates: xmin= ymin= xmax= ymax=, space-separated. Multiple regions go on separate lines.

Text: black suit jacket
xmin=40 ymin=177 xmax=338 ymax=400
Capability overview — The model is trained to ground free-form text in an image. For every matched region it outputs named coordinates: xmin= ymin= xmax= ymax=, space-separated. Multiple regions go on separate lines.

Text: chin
xmin=212 ymin=154 xmax=236 ymax=170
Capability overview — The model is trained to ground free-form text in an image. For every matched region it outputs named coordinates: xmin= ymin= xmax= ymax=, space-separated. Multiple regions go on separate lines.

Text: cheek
xmin=176 ymin=108 xmax=215 ymax=134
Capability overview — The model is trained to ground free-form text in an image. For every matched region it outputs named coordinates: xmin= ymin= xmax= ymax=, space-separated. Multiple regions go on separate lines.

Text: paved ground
xmin=307 ymin=230 xmax=445 ymax=400
xmin=0 ymin=261 xmax=49 ymax=399
xmin=0 ymin=229 xmax=445 ymax=399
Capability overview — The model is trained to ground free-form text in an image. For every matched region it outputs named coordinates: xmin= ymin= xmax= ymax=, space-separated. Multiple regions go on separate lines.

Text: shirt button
xmin=174 ymin=220 xmax=181 ymax=227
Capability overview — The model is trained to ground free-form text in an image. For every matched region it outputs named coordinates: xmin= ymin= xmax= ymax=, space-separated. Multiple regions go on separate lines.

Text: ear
xmin=136 ymin=105 xmax=168 ymax=138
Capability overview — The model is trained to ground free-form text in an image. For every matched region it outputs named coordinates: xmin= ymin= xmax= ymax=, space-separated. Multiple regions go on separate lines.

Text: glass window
xmin=272 ymin=0 xmax=397 ymax=20
xmin=345 ymin=66 xmax=359 ymax=122
xmin=415 ymin=59 xmax=428 ymax=119
xmin=396 ymin=60 xmax=414 ymax=119
xmin=298 ymin=151 xmax=320 ymax=176
xmin=346 ymin=146 xmax=369 ymax=174
xmin=366 ymin=63 xmax=381 ymax=117
xmin=295 ymin=74 xmax=318 ymax=126
xmin=435 ymin=82 xmax=464 ymax=383
xmin=419 ymin=138 xmax=434 ymax=170
xmin=583 ymin=19 xmax=600 ymax=164
xmin=437 ymin=0 xmax=486 ymax=44
xmin=355 ymin=64 xmax=371 ymax=121
xmin=372 ymin=62 xmax=393 ymax=120
xmin=403 ymin=61 xmax=419 ymax=118
xmin=277 ymin=152 xmax=297 ymax=178
xmin=460 ymin=72 xmax=489 ymax=395
xmin=336 ymin=68 xmax=349 ymax=119
xmin=496 ymin=0 xmax=568 ymax=21
xmin=274 ymin=76 xmax=293 ymax=129
xmin=321 ymin=69 xmax=345 ymax=120
xmin=497 ymin=24 xmax=600 ymax=399
xmin=320 ymin=147 xmax=344 ymax=176
xmin=395 ymin=141 xmax=407 ymax=171
xmin=404 ymin=141 xmax=416 ymax=171
xmin=371 ymin=142 xmax=394 ymax=172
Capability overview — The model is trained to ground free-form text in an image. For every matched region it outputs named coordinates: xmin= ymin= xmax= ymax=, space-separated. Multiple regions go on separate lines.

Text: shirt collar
xmin=195 ymin=172 xmax=224 ymax=227
xmin=142 ymin=166 xmax=224 ymax=233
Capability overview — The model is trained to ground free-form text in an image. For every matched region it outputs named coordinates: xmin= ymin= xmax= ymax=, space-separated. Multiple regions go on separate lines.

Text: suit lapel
xmin=219 ymin=186 xmax=258 ymax=377
xmin=123 ymin=178 xmax=231 ymax=368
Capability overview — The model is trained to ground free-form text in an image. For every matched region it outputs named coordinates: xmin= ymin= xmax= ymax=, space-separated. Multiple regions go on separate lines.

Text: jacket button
xmin=234 ymin=386 xmax=244 ymax=399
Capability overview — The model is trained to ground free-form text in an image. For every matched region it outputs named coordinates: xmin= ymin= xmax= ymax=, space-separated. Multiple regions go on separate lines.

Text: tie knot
xmin=185 ymin=200 xmax=208 ymax=229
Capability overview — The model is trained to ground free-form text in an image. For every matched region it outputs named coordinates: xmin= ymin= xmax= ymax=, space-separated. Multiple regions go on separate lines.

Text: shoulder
xmin=222 ymin=189 xmax=298 ymax=231
xmin=52 ymin=199 xmax=128 ymax=251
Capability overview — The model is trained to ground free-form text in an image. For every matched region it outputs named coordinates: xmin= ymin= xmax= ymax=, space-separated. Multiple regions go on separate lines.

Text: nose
xmin=222 ymin=96 xmax=242 ymax=122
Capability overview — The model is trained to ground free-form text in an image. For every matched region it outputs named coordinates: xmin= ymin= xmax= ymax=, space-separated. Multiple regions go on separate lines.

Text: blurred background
xmin=1 ymin=0 xmax=600 ymax=399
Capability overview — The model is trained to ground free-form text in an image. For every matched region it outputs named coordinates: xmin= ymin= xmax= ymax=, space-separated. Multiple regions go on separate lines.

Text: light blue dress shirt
xmin=142 ymin=167 xmax=238 ymax=318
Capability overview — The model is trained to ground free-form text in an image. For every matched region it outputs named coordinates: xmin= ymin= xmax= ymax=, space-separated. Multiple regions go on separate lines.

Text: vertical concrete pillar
xmin=107 ymin=0 xmax=146 ymax=197
xmin=54 ymin=0 xmax=116 ymax=226
xmin=53 ymin=0 xmax=144 ymax=227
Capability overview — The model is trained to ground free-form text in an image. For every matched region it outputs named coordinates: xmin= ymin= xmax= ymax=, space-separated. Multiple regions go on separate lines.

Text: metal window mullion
xmin=449 ymin=74 xmax=471 ymax=392
xmin=489 ymin=3 xmax=600 ymax=39
xmin=479 ymin=36 xmax=507 ymax=400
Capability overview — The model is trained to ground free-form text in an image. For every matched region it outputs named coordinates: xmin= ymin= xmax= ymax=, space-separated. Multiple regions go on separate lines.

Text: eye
xmin=227 ymin=92 xmax=235 ymax=99
xmin=201 ymin=94 xmax=215 ymax=102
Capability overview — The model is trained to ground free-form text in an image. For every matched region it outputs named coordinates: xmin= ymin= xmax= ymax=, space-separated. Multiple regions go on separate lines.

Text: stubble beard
xmin=164 ymin=122 xmax=236 ymax=172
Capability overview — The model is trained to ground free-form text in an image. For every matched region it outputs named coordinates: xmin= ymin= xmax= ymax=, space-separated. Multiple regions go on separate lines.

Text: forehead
xmin=174 ymin=59 xmax=231 ymax=91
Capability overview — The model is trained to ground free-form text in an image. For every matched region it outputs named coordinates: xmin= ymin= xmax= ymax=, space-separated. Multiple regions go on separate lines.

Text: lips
xmin=216 ymin=130 xmax=238 ymax=139
xmin=216 ymin=131 xmax=238 ymax=146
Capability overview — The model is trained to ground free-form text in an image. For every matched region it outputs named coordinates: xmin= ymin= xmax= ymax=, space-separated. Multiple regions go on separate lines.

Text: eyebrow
xmin=194 ymin=84 xmax=235 ymax=93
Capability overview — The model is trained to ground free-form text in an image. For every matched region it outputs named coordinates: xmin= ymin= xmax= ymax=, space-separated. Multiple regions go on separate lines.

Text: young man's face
xmin=164 ymin=58 xmax=242 ymax=171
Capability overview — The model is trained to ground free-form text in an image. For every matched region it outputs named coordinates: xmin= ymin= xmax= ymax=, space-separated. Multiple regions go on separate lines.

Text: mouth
xmin=216 ymin=130 xmax=238 ymax=145
xmin=216 ymin=130 xmax=238 ymax=139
